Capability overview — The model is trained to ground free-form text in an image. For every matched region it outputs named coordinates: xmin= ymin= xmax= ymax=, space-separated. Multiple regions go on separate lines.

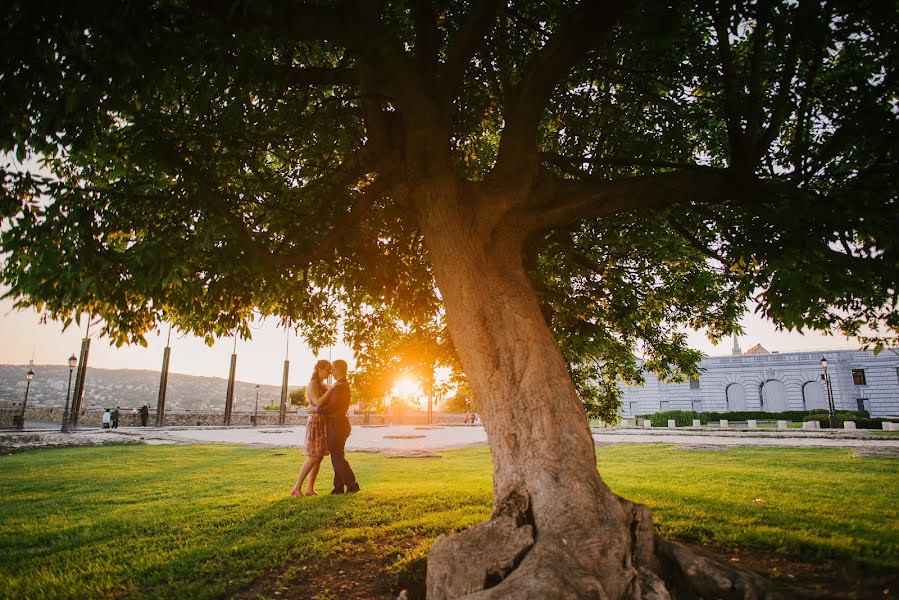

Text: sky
xmin=0 ymin=292 xmax=864 ymax=387
xmin=0 ymin=294 xmax=353 ymax=387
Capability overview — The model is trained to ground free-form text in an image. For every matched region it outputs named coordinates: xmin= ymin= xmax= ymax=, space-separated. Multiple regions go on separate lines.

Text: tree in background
xmin=1 ymin=1 xmax=896 ymax=596
xmin=442 ymin=384 xmax=473 ymax=414
xmin=347 ymin=306 xmax=452 ymax=414
xmin=288 ymin=387 xmax=307 ymax=408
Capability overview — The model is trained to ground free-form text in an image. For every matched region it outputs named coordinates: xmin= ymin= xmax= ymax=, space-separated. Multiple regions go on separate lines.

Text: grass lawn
xmin=0 ymin=444 xmax=896 ymax=599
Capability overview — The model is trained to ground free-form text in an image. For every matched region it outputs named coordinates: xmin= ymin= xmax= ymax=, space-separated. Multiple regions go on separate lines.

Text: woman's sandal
xmin=290 ymin=488 xmax=302 ymax=497
xmin=304 ymin=491 xmax=318 ymax=497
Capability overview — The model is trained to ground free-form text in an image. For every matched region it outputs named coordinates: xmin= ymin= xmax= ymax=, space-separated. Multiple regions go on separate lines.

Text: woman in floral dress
xmin=290 ymin=360 xmax=333 ymax=497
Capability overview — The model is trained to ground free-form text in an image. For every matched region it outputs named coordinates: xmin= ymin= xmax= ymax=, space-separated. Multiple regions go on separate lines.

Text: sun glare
xmin=391 ymin=377 xmax=422 ymax=398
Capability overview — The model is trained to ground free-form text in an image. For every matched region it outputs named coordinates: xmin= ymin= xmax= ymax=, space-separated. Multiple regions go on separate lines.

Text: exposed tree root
xmin=654 ymin=538 xmax=798 ymax=599
xmin=428 ymin=492 xmax=536 ymax=598
xmin=427 ymin=492 xmax=801 ymax=599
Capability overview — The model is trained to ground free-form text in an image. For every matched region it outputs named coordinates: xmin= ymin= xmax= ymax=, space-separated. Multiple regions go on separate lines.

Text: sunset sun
xmin=391 ymin=377 xmax=421 ymax=398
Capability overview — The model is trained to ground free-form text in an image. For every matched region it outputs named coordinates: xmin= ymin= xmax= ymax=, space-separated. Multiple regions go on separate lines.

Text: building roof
xmin=744 ymin=343 xmax=770 ymax=355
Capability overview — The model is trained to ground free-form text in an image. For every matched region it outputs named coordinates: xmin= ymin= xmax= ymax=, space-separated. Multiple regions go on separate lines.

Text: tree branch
xmin=412 ymin=0 xmax=440 ymax=75
xmin=441 ymin=0 xmax=505 ymax=99
xmin=791 ymin=35 xmax=826 ymax=180
xmin=491 ymin=1 xmax=630 ymax=186
xmin=758 ymin=0 xmax=821 ymax=158
xmin=663 ymin=214 xmax=731 ymax=267
xmin=708 ymin=1 xmax=750 ymax=171
xmin=521 ymin=169 xmax=758 ymax=233
xmin=746 ymin=0 xmax=771 ymax=144
xmin=540 ymin=152 xmax=707 ymax=175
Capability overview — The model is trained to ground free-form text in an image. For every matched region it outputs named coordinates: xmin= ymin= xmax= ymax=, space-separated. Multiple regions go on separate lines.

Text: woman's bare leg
xmin=291 ymin=456 xmax=321 ymax=496
xmin=305 ymin=459 xmax=323 ymax=495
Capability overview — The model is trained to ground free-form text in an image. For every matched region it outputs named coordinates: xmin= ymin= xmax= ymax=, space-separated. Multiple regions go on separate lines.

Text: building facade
xmin=620 ymin=348 xmax=899 ymax=418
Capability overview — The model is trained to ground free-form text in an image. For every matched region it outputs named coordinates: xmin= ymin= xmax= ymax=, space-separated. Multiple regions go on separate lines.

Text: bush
xmin=639 ymin=410 xmax=696 ymax=427
xmin=802 ymin=412 xmax=860 ymax=428
xmin=702 ymin=409 xmax=869 ymax=422
xmin=854 ymin=417 xmax=899 ymax=430
xmin=634 ymin=409 xmax=871 ymax=427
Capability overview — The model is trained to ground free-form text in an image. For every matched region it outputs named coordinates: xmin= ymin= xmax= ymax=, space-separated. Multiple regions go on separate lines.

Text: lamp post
xmin=17 ymin=369 xmax=35 ymax=430
xmin=254 ymin=384 xmax=260 ymax=427
xmin=60 ymin=354 xmax=77 ymax=433
xmin=820 ymin=357 xmax=838 ymax=429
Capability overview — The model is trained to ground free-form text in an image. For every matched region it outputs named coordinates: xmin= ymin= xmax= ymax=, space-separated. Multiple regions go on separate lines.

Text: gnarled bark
xmin=416 ymin=185 xmax=790 ymax=598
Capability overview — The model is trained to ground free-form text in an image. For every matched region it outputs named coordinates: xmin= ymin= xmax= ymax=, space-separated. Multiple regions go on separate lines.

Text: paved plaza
xmin=2 ymin=422 xmax=898 ymax=456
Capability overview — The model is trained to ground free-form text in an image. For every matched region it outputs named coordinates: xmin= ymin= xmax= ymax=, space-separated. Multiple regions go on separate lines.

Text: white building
xmin=620 ymin=343 xmax=899 ymax=418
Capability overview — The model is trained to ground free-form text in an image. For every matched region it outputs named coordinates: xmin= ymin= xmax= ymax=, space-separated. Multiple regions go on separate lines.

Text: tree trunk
xmin=416 ymin=184 xmax=788 ymax=599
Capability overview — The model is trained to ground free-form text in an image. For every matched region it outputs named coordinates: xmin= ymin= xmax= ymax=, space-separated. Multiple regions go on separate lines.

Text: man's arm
xmin=317 ymin=382 xmax=346 ymax=415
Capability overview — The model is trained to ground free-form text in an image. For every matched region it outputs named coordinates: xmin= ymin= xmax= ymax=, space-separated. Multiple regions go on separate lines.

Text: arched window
xmin=801 ymin=380 xmax=828 ymax=410
xmin=760 ymin=380 xmax=789 ymax=412
xmin=725 ymin=383 xmax=746 ymax=411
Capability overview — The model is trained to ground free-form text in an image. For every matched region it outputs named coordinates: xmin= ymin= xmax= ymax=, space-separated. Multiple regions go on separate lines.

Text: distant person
xmin=102 ymin=408 xmax=111 ymax=429
xmin=290 ymin=360 xmax=333 ymax=497
xmin=316 ymin=359 xmax=359 ymax=494
xmin=139 ymin=404 xmax=149 ymax=427
xmin=111 ymin=406 xmax=120 ymax=429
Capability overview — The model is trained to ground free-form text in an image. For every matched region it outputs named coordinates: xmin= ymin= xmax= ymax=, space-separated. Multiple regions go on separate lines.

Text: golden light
xmin=391 ymin=377 xmax=422 ymax=398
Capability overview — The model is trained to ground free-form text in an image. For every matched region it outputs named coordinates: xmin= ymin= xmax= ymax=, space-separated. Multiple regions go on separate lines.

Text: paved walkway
xmin=144 ymin=424 xmax=490 ymax=451
xmin=592 ymin=427 xmax=899 ymax=455
xmin=3 ymin=423 xmax=898 ymax=455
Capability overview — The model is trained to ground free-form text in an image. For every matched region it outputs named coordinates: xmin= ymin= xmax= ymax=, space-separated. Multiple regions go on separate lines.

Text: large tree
xmin=2 ymin=1 xmax=897 ymax=596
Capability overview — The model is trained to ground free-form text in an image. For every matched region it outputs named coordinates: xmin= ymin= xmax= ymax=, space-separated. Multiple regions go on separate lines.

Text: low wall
xmin=0 ymin=407 xmax=18 ymax=428
xmin=1 ymin=405 xmax=471 ymax=428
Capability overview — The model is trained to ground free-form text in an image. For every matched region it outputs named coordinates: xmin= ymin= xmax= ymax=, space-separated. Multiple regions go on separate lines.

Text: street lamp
xmin=820 ymin=357 xmax=838 ymax=429
xmin=60 ymin=354 xmax=77 ymax=433
xmin=17 ymin=369 xmax=35 ymax=430
xmin=254 ymin=384 xmax=260 ymax=426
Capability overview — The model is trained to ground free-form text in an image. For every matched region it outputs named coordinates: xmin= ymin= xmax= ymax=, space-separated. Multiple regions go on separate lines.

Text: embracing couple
xmin=290 ymin=359 xmax=360 ymax=496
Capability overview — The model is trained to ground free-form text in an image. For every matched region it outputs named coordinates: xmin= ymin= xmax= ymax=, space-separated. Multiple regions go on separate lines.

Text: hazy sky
xmin=0 ymin=292 xmax=863 ymax=386
xmin=0 ymin=295 xmax=352 ymax=387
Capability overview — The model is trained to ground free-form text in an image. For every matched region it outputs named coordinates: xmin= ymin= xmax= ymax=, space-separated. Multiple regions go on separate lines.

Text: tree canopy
xmin=1 ymin=0 xmax=896 ymax=419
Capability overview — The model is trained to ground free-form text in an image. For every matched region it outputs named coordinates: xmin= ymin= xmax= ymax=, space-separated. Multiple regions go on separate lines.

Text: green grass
xmin=597 ymin=446 xmax=898 ymax=567
xmin=0 ymin=444 xmax=896 ymax=599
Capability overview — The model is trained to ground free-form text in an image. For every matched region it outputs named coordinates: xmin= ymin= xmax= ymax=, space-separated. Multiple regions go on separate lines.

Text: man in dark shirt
xmin=315 ymin=359 xmax=359 ymax=494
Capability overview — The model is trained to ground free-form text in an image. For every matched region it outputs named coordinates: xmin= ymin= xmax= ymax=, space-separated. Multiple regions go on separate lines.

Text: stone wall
xmin=0 ymin=406 xmax=18 ymax=428
xmin=2 ymin=405 xmax=469 ymax=428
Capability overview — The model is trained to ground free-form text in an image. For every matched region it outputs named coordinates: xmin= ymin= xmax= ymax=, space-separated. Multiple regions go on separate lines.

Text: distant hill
xmin=0 ymin=364 xmax=295 ymax=412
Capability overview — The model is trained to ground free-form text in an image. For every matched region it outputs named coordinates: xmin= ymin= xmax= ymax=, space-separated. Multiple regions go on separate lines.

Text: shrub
xmin=701 ymin=410 xmax=868 ymax=422
xmin=633 ymin=409 xmax=871 ymax=426
xmin=854 ymin=417 xmax=899 ymax=430
xmin=636 ymin=411 xmax=699 ymax=426
xmin=636 ymin=410 xmax=697 ymax=427
xmin=802 ymin=412 xmax=860 ymax=428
